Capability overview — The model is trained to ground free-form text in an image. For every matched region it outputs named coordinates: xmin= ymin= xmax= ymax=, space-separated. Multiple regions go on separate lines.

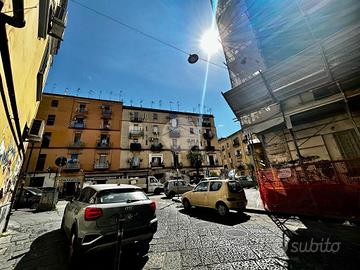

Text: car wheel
xmin=30 ymin=202 xmax=39 ymax=210
xmin=182 ymin=199 xmax=191 ymax=211
xmin=167 ymin=191 xmax=175 ymax=199
xmin=216 ymin=202 xmax=229 ymax=217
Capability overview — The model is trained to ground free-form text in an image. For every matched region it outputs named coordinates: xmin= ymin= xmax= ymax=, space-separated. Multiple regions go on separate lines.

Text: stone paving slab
xmin=0 ymin=196 xmax=359 ymax=269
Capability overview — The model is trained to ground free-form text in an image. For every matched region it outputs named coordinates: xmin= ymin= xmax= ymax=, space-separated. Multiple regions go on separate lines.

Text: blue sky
xmin=46 ymin=0 xmax=239 ymax=138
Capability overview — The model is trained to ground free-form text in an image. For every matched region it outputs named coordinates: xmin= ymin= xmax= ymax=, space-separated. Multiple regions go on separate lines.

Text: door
xmin=207 ymin=181 xmax=223 ymax=208
xmin=191 ymin=181 xmax=209 ymax=207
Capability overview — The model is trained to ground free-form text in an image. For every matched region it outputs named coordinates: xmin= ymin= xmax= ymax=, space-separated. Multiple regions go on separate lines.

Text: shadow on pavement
xmin=15 ymin=229 xmax=148 ymax=270
xmin=284 ymin=228 xmax=360 ymax=270
xmin=179 ymin=208 xmax=251 ymax=226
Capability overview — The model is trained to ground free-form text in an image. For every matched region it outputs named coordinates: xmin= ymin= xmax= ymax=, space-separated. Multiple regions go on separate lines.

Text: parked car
xmin=61 ymin=184 xmax=157 ymax=262
xmin=181 ymin=180 xmax=247 ymax=216
xmin=164 ymin=180 xmax=194 ymax=198
xmin=15 ymin=187 xmax=43 ymax=209
xmin=190 ymin=176 xmax=220 ymax=185
xmin=237 ymin=176 xmax=257 ymax=188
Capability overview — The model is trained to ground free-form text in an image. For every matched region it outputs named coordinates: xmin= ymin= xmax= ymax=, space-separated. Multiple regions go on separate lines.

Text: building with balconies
xmin=216 ymin=0 xmax=360 ymax=172
xmin=120 ymin=106 xmax=222 ymax=180
xmin=22 ymin=93 xmax=123 ymax=197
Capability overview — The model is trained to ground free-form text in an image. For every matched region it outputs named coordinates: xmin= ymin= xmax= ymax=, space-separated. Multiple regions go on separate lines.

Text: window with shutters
xmin=41 ymin=132 xmax=52 ymax=148
xmin=47 ymin=115 xmax=56 ymax=125
xmin=35 ymin=154 xmax=47 ymax=171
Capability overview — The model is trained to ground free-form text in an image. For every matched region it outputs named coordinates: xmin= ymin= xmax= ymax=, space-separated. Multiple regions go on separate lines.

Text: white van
xmin=105 ymin=176 xmax=164 ymax=194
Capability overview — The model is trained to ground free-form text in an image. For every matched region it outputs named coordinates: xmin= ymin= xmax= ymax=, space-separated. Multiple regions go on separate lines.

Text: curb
xmin=244 ymin=207 xmax=268 ymax=215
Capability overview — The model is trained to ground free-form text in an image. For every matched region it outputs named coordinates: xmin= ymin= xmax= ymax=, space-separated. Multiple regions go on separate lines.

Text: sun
xmin=200 ymin=28 xmax=221 ymax=56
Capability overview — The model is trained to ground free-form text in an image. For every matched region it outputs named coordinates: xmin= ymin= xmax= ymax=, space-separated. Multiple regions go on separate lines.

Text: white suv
xmin=164 ymin=180 xmax=193 ymax=198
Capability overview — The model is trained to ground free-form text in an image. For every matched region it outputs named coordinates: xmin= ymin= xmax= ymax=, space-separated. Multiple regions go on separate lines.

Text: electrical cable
xmin=70 ymin=0 xmax=227 ymax=70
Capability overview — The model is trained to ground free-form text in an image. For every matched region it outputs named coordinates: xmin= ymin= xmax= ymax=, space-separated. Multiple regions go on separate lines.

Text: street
xmin=0 ymin=194 xmax=359 ymax=270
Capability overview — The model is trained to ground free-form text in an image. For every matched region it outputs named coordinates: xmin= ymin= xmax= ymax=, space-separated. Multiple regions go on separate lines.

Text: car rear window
xmin=228 ymin=181 xmax=243 ymax=193
xmin=97 ymin=189 xmax=148 ymax=204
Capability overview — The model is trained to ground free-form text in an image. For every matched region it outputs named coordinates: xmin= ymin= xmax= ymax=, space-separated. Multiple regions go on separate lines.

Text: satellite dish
xmin=55 ymin=156 xmax=67 ymax=167
xmin=188 ymin=54 xmax=199 ymax=64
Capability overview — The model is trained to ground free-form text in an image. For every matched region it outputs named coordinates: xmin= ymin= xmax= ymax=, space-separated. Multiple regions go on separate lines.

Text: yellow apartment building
xmin=218 ymin=130 xmax=264 ymax=177
xmin=120 ymin=106 xmax=222 ymax=180
xmin=22 ymin=93 xmax=123 ymax=197
xmin=0 ymin=0 xmax=67 ymax=232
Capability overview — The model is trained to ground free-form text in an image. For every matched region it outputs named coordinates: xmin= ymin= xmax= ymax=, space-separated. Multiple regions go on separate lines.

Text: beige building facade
xmin=120 ymin=106 xmax=222 ymax=180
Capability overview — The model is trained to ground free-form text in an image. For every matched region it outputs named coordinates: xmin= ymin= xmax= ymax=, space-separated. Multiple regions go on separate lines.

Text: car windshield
xmin=228 ymin=181 xmax=243 ymax=193
xmin=97 ymin=189 xmax=148 ymax=204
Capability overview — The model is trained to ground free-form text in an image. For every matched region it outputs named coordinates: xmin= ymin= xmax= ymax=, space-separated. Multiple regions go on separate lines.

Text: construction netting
xmin=256 ymin=159 xmax=360 ymax=220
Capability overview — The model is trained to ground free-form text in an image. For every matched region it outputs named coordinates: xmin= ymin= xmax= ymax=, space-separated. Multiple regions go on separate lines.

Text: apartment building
xmin=216 ymin=0 xmax=360 ymax=170
xmin=218 ymin=130 xmax=264 ymax=176
xmin=22 ymin=94 xmax=123 ymax=197
xmin=0 ymin=0 xmax=67 ymax=232
xmin=120 ymin=106 xmax=222 ymax=180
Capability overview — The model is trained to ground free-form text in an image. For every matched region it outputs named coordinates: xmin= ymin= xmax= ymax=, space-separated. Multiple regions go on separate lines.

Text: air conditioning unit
xmin=27 ymin=119 xmax=45 ymax=142
xmin=48 ymin=6 xmax=67 ymax=40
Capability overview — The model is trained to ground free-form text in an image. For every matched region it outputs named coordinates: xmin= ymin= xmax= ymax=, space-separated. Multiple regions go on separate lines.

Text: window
xmin=153 ymin=113 xmax=158 ymax=120
xmin=228 ymin=153 xmax=231 ymax=158
xmin=209 ymin=155 xmax=215 ymax=166
xmin=226 ymin=143 xmax=229 ymax=148
xmin=46 ymin=115 xmax=56 ymax=125
xmin=153 ymin=125 xmax=159 ymax=134
xmin=172 ymin=139 xmax=177 ymax=146
xmin=41 ymin=132 xmax=51 ymax=148
xmin=210 ymin=182 xmax=222 ymax=191
xmin=98 ymin=189 xmax=147 ymax=204
xmin=78 ymin=188 xmax=96 ymax=203
xmin=51 ymin=100 xmax=59 ymax=107
xmin=29 ymin=177 xmax=45 ymax=187
xmin=236 ymin=150 xmax=241 ymax=157
xmin=190 ymin=128 xmax=194 ymax=134
xmin=233 ymin=137 xmax=240 ymax=146
xmin=74 ymin=133 xmax=81 ymax=143
xmin=70 ymin=153 xmax=79 ymax=161
xmin=194 ymin=181 xmax=209 ymax=192
xmin=38 ymin=0 xmax=51 ymax=38
xmin=228 ymin=181 xmax=243 ymax=193
xmin=35 ymin=154 xmax=47 ymax=171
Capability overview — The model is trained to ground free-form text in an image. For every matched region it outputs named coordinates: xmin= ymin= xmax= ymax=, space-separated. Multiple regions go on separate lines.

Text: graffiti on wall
xmin=0 ymin=139 xmax=22 ymax=206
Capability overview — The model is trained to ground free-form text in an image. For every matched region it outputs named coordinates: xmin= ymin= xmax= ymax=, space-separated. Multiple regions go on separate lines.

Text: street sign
xmin=55 ymin=156 xmax=67 ymax=167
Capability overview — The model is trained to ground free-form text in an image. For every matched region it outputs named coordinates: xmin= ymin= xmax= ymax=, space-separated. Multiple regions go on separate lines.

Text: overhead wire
xmin=69 ymin=0 xmax=227 ymax=70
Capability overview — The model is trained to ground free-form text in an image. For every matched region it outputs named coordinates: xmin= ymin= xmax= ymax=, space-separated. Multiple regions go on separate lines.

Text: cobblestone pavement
xmin=0 ymin=197 xmax=359 ymax=270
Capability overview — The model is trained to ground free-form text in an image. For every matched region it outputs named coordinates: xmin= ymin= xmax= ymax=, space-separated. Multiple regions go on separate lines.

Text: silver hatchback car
xmin=61 ymin=184 xmax=157 ymax=261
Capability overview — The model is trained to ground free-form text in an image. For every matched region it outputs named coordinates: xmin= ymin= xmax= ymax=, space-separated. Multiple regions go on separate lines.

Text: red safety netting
xmin=256 ymin=160 xmax=360 ymax=219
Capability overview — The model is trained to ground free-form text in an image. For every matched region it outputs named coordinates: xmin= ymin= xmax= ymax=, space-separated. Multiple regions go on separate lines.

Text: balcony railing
xmin=129 ymin=130 xmax=144 ymax=138
xmin=68 ymin=141 xmax=85 ymax=148
xmin=150 ymin=161 xmax=164 ymax=168
xmin=96 ymin=140 xmax=111 ymax=148
xmin=206 ymin=146 xmax=215 ymax=152
xmin=130 ymin=142 xmax=142 ymax=151
xmin=63 ymin=160 xmax=80 ymax=171
xmin=101 ymin=109 xmax=112 ymax=118
xmin=130 ymin=115 xmax=143 ymax=122
xmin=94 ymin=161 xmax=110 ymax=170
xmin=70 ymin=121 xmax=86 ymax=129
xmin=150 ymin=143 xmax=163 ymax=151
xmin=203 ymin=132 xmax=214 ymax=140
xmin=169 ymin=130 xmax=180 ymax=138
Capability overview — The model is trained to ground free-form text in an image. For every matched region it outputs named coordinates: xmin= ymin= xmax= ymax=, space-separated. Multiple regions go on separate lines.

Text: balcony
xmin=130 ymin=115 xmax=143 ymax=122
xmin=96 ymin=140 xmax=111 ymax=148
xmin=68 ymin=141 xmax=85 ymax=148
xmin=169 ymin=130 xmax=180 ymax=138
xmin=63 ymin=160 xmax=80 ymax=171
xmin=171 ymin=145 xmax=180 ymax=151
xmin=202 ymin=121 xmax=211 ymax=127
xmin=233 ymin=141 xmax=240 ymax=147
xmin=206 ymin=146 xmax=215 ymax=152
xmin=94 ymin=160 xmax=110 ymax=170
xmin=130 ymin=142 xmax=142 ymax=151
xmin=70 ymin=121 xmax=86 ymax=129
xmin=150 ymin=143 xmax=163 ymax=151
xmin=129 ymin=157 xmax=141 ymax=169
xmin=75 ymin=107 xmax=88 ymax=115
xmin=203 ymin=132 xmax=214 ymax=140
xmin=101 ymin=108 xmax=112 ymax=118
xmin=151 ymin=161 xmax=164 ymax=168
xmin=129 ymin=129 xmax=144 ymax=138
